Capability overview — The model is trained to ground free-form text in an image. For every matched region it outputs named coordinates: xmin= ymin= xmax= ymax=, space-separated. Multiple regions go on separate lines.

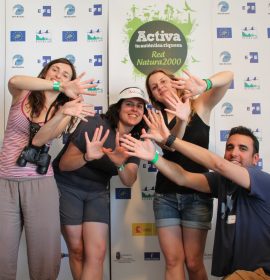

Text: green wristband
xmin=203 ymin=79 xmax=212 ymax=91
xmin=150 ymin=151 xmax=159 ymax=165
xmin=117 ymin=164 xmax=125 ymax=172
xmin=53 ymin=81 xmax=61 ymax=92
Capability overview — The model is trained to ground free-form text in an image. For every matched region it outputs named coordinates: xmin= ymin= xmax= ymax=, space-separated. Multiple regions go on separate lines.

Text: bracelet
xmin=83 ymin=153 xmax=90 ymax=163
xmin=53 ymin=81 xmax=61 ymax=92
xmin=203 ymin=79 xmax=212 ymax=91
xmin=164 ymin=134 xmax=176 ymax=148
xmin=150 ymin=150 xmax=159 ymax=165
xmin=117 ymin=164 xmax=125 ymax=172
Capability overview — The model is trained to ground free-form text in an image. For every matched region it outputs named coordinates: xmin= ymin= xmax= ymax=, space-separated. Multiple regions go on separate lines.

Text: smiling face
xmin=224 ymin=134 xmax=259 ymax=167
xmin=148 ymin=72 xmax=177 ymax=105
xmin=45 ymin=62 xmax=73 ymax=83
xmin=118 ymin=97 xmax=145 ymax=130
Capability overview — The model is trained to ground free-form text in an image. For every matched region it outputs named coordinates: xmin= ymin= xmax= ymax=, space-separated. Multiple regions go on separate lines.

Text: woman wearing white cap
xmin=52 ymin=87 xmax=149 ymax=280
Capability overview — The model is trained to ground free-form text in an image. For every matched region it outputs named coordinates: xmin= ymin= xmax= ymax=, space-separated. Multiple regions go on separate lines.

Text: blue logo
xmin=144 ymin=252 xmax=160 ymax=261
xmin=65 ymin=54 xmax=76 ymax=64
xmin=217 ymin=28 xmax=232 ymax=38
xmin=13 ymin=4 xmax=24 ymax=16
xmin=142 ymin=162 xmax=157 ymax=173
xmin=251 ymin=103 xmax=261 ymax=114
xmin=37 ymin=56 xmax=52 ymax=67
xmin=222 ymin=102 xmax=233 ymax=114
xmin=242 ymin=2 xmax=256 ymax=14
xmin=268 ymin=28 xmax=270 ymax=38
xmin=89 ymin=55 xmax=103 ymax=66
xmin=115 ymin=188 xmax=131 ymax=199
xmin=62 ymin=31 xmax=77 ymax=42
xmin=229 ymin=79 xmax=234 ymax=89
xmin=12 ymin=55 xmax=24 ymax=67
xmin=89 ymin=4 xmax=102 ymax=15
xmin=94 ymin=106 xmax=103 ymax=114
xmin=218 ymin=1 xmax=229 ymax=13
xmin=245 ymin=52 xmax=258 ymax=63
xmin=10 ymin=31 xmax=26 ymax=42
xmin=220 ymin=130 xmax=230 ymax=141
xmin=38 ymin=5 xmax=51 ymax=17
xmin=220 ymin=51 xmax=231 ymax=64
xmin=65 ymin=4 xmax=75 ymax=16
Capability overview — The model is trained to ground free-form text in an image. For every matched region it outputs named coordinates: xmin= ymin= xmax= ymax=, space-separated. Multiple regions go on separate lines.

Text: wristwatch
xmin=164 ymin=134 xmax=176 ymax=149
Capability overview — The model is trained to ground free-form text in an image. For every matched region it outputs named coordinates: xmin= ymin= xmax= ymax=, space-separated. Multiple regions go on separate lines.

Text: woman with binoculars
xmin=0 ymin=58 xmax=96 ymax=280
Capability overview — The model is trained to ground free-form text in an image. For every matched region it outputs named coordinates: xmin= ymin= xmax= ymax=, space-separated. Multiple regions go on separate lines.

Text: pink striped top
xmin=0 ymin=94 xmax=53 ymax=178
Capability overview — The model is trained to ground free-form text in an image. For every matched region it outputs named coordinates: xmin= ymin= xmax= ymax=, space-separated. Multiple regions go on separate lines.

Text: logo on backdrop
xmin=242 ymin=2 xmax=256 ymax=14
xmin=217 ymin=27 xmax=232 ymax=38
xmin=115 ymin=188 xmax=131 ymax=199
xmin=65 ymin=54 xmax=76 ymax=64
xmin=219 ymin=51 xmax=232 ymax=65
xmin=87 ymin=29 xmax=103 ymax=42
xmin=38 ymin=6 xmax=51 ymax=17
xmin=245 ymin=52 xmax=258 ymax=63
xmin=114 ymin=252 xmax=136 ymax=263
xmin=218 ymin=1 xmax=230 ymax=14
xmin=37 ymin=56 xmax=52 ymax=67
xmin=94 ymin=106 xmax=103 ymax=115
xmin=89 ymin=55 xmax=103 ymax=66
xmin=36 ymin=30 xmax=52 ymax=43
xmin=141 ymin=186 xmax=155 ymax=200
xmin=142 ymin=161 xmax=157 ymax=173
xmin=144 ymin=252 xmax=160 ymax=261
xmin=62 ymin=31 xmax=77 ymax=42
xmin=267 ymin=28 xmax=270 ymax=38
xmin=64 ymin=4 xmax=76 ymax=17
xmin=220 ymin=130 xmax=230 ymax=142
xmin=129 ymin=20 xmax=187 ymax=75
xmin=10 ymin=31 xmax=26 ymax=42
xmin=244 ymin=76 xmax=260 ymax=90
xmin=12 ymin=4 xmax=24 ymax=17
xmin=247 ymin=103 xmax=261 ymax=115
xmin=221 ymin=102 xmax=233 ymax=116
xmin=242 ymin=26 xmax=257 ymax=39
xmin=12 ymin=55 xmax=24 ymax=68
xmin=89 ymin=4 xmax=102 ymax=15
xmin=123 ymin=4 xmax=196 ymax=77
xmin=132 ymin=223 xmax=157 ymax=236
xmin=88 ymin=79 xmax=103 ymax=94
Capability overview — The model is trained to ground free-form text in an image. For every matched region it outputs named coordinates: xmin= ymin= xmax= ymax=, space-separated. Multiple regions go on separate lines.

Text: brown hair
xmin=27 ymin=58 xmax=77 ymax=131
xmin=145 ymin=69 xmax=195 ymax=118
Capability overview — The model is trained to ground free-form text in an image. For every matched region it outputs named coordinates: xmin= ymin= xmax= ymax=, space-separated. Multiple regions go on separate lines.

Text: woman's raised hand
xmin=142 ymin=110 xmax=170 ymax=144
xmin=84 ymin=126 xmax=110 ymax=161
xmin=120 ymin=132 xmax=156 ymax=162
xmin=171 ymin=69 xmax=206 ymax=100
xmin=60 ymin=96 xmax=95 ymax=122
xmin=62 ymin=72 xmax=97 ymax=99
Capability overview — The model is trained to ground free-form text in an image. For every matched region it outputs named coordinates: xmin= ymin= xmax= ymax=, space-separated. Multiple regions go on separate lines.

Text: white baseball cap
xmin=117 ymin=87 xmax=149 ymax=104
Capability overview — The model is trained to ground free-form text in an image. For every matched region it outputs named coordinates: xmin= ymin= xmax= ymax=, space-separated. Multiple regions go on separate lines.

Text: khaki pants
xmin=224 ymin=268 xmax=270 ymax=280
xmin=0 ymin=177 xmax=61 ymax=280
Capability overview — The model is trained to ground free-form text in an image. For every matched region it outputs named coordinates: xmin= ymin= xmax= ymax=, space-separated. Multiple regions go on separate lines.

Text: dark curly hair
xmin=102 ymin=99 xmax=148 ymax=139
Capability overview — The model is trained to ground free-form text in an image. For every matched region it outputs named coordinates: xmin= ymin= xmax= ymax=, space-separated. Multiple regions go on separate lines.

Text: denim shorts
xmin=153 ymin=192 xmax=213 ymax=230
xmin=58 ymin=182 xmax=110 ymax=225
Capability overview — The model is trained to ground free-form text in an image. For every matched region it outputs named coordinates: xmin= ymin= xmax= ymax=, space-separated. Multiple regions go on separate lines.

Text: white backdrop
xmin=1 ymin=0 xmax=270 ymax=279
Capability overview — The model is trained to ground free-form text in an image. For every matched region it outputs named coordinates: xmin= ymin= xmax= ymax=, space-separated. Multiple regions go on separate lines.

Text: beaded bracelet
xmin=203 ymin=79 xmax=212 ymax=91
xmin=53 ymin=81 xmax=61 ymax=92
xmin=150 ymin=151 xmax=159 ymax=165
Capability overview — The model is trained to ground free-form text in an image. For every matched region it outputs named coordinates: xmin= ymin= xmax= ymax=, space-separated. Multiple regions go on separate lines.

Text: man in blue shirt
xmin=121 ymin=123 xmax=270 ymax=278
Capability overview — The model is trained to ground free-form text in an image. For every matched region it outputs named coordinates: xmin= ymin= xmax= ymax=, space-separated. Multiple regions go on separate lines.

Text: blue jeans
xmin=153 ymin=192 xmax=213 ymax=229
